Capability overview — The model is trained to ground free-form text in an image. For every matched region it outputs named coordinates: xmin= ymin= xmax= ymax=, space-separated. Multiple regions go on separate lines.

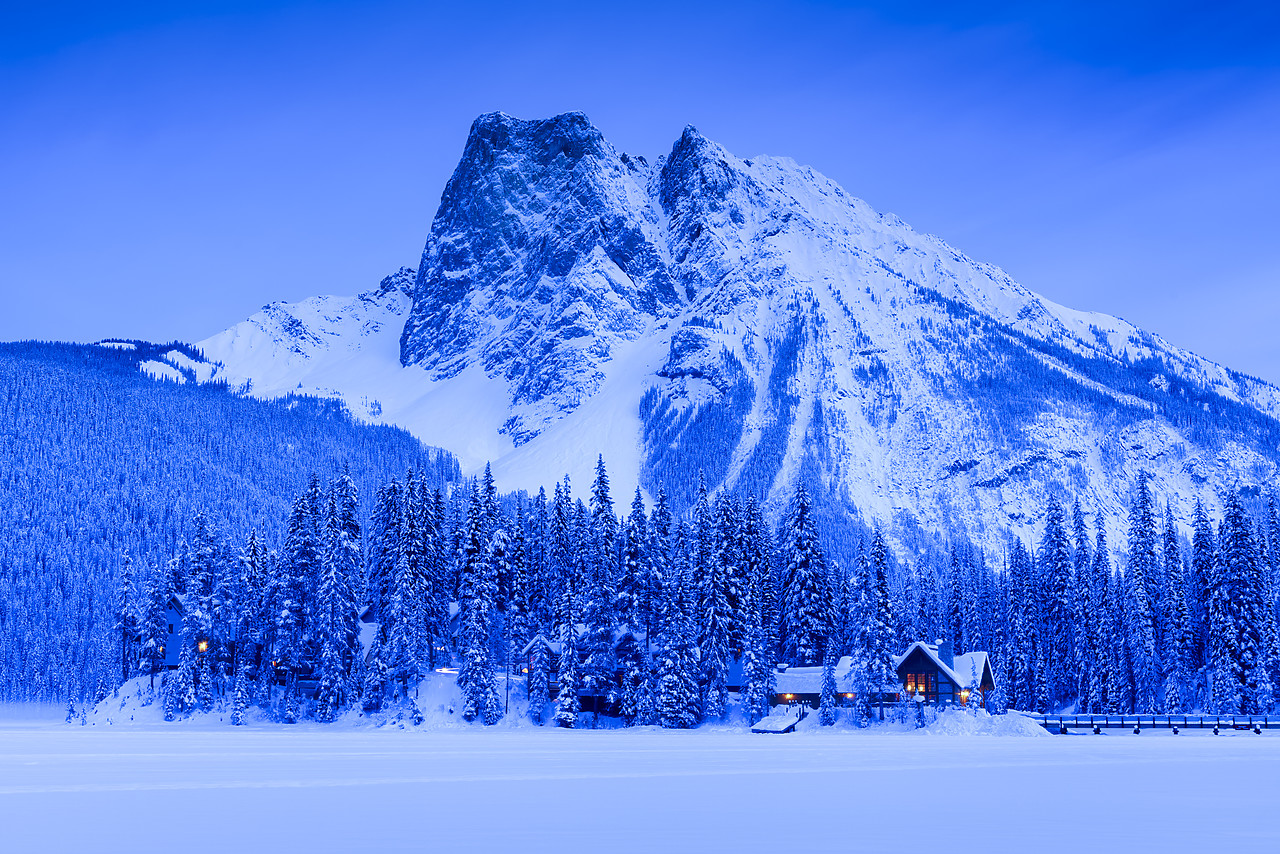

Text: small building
xmin=770 ymin=656 xmax=858 ymax=709
xmin=162 ymin=595 xmax=183 ymax=668
xmin=894 ymin=639 xmax=995 ymax=708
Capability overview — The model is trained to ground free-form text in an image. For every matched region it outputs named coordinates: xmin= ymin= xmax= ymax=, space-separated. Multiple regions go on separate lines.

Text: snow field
xmin=2 ymin=722 xmax=1278 ymax=853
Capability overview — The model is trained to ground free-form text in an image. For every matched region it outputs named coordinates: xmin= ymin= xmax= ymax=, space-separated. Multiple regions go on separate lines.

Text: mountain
xmin=191 ymin=111 xmax=1280 ymax=549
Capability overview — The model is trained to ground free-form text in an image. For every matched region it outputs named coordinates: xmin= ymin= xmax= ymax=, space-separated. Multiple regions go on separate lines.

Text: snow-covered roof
xmin=520 ymin=633 xmax=561 ymax=657
xmin=894 ymin=642 xmax=993 ymax=691
xmin=773 ymin=656 xmax=856 ymax=695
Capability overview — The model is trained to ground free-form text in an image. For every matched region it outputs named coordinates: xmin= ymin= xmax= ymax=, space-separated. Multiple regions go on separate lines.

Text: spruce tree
xmin=1125 ymin=476 xmax=1160 ymax=712
xmin=779 ymin=483 xmax=829 ymax=666
xmin=459 ymin=487 xmax=502 ymax=724
xmin=1039 ymin=502 xmax=1074 ymax=708
xmin=819 ymin=641 xmax=839 ymax=726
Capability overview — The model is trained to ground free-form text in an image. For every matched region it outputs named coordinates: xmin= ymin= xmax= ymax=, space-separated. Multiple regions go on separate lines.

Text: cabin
xmin=159 ymin=595 xmax=183 ymax=668
xmin=894 ymin=639 xmax=995 ymax=708
xmin=770 ymin=656 xmax=857 ymax=709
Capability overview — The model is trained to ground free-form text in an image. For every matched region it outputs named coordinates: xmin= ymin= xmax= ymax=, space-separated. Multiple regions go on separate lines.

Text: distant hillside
xmin=0 ymin=340 xmax=460 ymax=701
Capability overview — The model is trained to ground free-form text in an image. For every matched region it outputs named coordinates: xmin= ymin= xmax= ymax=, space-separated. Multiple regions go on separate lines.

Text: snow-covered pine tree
xmin=819 ymin=641 xmax=838 ymax=726
xmin=618 ymin=488 xmax=648 ymax=634
xmin=458 ymin=486 xmax=502 ymax=724
xmin=589 ymin=455 xmax=616 ymax=560
xmin=187 ymin=514 xmax=220 ymax=713
xmin=508 ymin=500 xmax=533 ymax=668
xmin=945 ymin=545 xmax=966 ymax=655
xmin=231 ymin=530 xmax=266 ymax=725
xmin=112 ymin=551 xmax=138 ymax=687
xmin=1160 ymin=506 xmax=1191 ymax=714
xmin=864 ymin=529 xmax=898 ymax=718
xmin=1006 ymin=538 xmax=1035 ymax=711
xmin=1125 ymin=475 xmax=1160 ymax=712
xmin=1190 ymin=499 xmax=1215 ymax=672
xmin=314 ymin=492 xmax=358 ymax=722
xmin=738 ymin=496 xmax=776 ymax=726
xmin=1039 ymin=501 xmax=1074 ymax=709
xmin=697 ymin=495 xmax=735 ymax=721
xmin=528 ymin=486 xmax=552 ymax=630
xmin=645 ymin=489 xmax=673 ymax=652
xmin=656 ymin=526 xmax=700 ymax=729
xmin=554 ymin=583 xmax=580 ymax=729
xmin=527 ymin=635 xmax=550 ymax=724
xmin=382 ymin=544 xmax=418 ymax=706
xmin=1069 ymin=502 xmax=1096 ymax=712
xmin=1107 ymin=564 xmax=1134 ymax=714
xmin=580 ymin=543 xmax=616 ymax=728
xmin=739 ymin=568 xmax=774 ymax=725
xmin=1213 ymin=493 xmax=1273 ymax=714
xmin=1087 ymin=528 xmax=1112 ymax=713
xmin=139 ymin=564 xmax=169 ymax=689
xmin=779 ymin=483 xmax=829 ymax=666
xmin=366 ymin=479 xmax=402 ymax=624
xmin=915 ymin=558 xmax=940 ymax=644
xmin=278 ymin=485 xmax=320 ymax=716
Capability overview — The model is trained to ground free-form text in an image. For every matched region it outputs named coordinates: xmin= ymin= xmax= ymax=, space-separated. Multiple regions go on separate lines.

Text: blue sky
xmin=4 ymin=1 xmax=1279 ymax=381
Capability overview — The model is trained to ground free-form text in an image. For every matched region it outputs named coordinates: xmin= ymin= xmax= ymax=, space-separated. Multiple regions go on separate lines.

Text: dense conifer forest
xmin=0 ymin=342 xmax=459 ymax=701
xmin=110 ymin=454 xmax=1280 ymax=726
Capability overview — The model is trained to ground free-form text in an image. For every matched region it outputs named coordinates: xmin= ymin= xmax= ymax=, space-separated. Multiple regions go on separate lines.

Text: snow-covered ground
xmin=3 ymin=717 xmax=1278 ymax=853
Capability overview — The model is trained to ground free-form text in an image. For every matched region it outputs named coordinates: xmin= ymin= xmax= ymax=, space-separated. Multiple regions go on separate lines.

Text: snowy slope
xmin=192 ymin=112 xmax=1280 ymax=548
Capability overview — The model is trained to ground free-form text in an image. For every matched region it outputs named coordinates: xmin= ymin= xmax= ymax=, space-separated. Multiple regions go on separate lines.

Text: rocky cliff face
xmin=196 ymin=111 xmax=1280 ymax=549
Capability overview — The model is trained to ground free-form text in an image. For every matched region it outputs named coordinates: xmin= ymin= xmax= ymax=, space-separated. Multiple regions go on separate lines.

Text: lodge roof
xmin=894 ymin=641 xmax=994 ymax=691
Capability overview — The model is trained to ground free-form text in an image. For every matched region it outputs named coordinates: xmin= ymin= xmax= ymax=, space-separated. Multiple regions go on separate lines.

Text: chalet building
xmin=769 ymin=655 xmax=863 ymax=708
xmin=764 ymin=641 xmax=997 ymax=711
xmin=146 ymin=595 xmax=184 ymax=669
xmin=894 ymin=639 xmax=995 ymax=708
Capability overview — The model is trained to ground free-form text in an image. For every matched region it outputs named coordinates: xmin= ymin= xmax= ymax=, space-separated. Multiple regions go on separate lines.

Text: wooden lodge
xmin=894 ymin=639 xmax=995 ymax=709
xmin=764 ymin=640 xmax=997 ymax=711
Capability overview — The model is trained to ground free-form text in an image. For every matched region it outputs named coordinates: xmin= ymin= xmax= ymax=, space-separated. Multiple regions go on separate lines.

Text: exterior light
xmin=197 ymin=640 xmax=208 ymax=653
xmin=845 ymin=693 xmax=854 ymax=699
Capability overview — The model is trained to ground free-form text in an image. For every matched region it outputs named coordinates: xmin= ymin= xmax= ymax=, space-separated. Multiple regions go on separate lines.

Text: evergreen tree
xmin=819 ymin=641 xmax=839 ymax=726
xmin=619 ymin=488 xmax=648 ymax=634
xmin=1190 ymin=499 xmax=1216 ymax=672
xmin=554 ymin=582 xmax=580 ymax=729
xmin=527 ymin=637 xmax=551 ymax=724
xmin=139 ymin=565 xmax=169 ymax=689
xmin=1161 ymin=506 xmax=1191 ymax=713
xmin=1125 ymin=476 xmax=1160 ymax=712
xmin=458 ymin=487 xmax=502 ymax=724
xmin=1088 ymin=529 xmax=1113 ymax=713
xmin=779 ymin=483 xmax=829 ymax=666
xmin=1039 ymin=502 xmax=1074 ymax=708
xmin=112 ymin=551 xmax=138 ymax=687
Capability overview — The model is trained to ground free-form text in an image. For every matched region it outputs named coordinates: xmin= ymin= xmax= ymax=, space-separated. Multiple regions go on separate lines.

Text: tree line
xmin=115 ymin=456 xmax=1280 ymax=726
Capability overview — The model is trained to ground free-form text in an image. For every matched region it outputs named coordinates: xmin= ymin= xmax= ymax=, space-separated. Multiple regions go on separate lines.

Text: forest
xmin=0 ymin=341 xmax=458 ymax=701
xmin=112 ymin=455 xmax=1280 ymax=727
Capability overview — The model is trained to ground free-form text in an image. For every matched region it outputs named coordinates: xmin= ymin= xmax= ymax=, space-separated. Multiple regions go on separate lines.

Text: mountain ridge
xmin=188 ymin=111 xmax=1280 ymax=551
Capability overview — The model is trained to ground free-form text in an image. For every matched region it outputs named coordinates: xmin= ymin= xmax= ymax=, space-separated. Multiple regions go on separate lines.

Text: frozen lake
xmin=2 ymin=721 xmax=1279 ymax=853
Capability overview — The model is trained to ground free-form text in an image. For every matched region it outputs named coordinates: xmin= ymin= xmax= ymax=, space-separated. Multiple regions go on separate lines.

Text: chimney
xmin=938 ymin=638 xmax=955 ymax=669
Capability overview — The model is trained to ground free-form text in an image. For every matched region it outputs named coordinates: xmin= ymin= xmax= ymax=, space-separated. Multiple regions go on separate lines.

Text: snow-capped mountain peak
xmin=193 ymin=112 xmax=1280 ymax=549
